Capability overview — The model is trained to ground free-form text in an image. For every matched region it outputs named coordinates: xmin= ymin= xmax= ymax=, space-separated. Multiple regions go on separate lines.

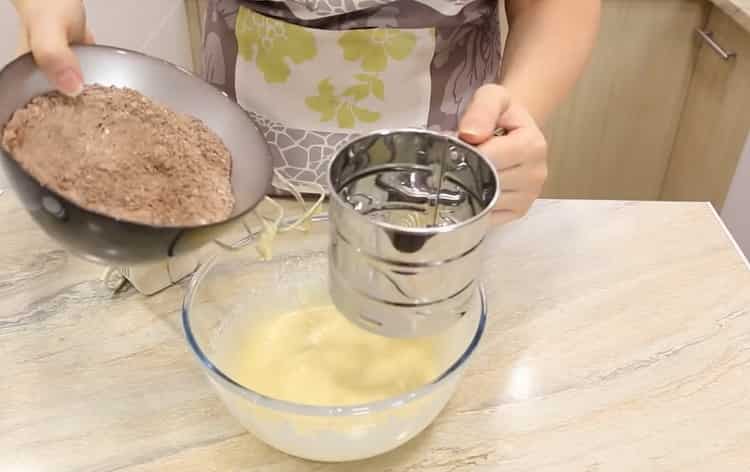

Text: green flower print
xmin=349 ymin=74 xmax=385 ymax=101
xmin=338 ymin=29 xmax=417 ymax=73
xmin=306 ymin=78 xmax=381 ymax=129
xmin=236 ymin=7 xmax=317 ymax=84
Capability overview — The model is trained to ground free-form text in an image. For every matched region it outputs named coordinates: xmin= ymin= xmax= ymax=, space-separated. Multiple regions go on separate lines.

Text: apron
xmin=201 ymin=0 xmax=502 ymax=188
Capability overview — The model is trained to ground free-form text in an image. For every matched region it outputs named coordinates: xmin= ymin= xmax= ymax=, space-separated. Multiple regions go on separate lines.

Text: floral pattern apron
xmin=201 ymin=0 xmax=502 ymax=187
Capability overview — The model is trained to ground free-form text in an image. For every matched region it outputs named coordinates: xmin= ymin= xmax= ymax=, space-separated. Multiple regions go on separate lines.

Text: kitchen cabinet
xmin=661 ymin=7 xmax=750 ymax=208
xmin=543 ymin=0 xmax=710 ymax=200
xmin=544 ymin=0 xmax=750 ymax=208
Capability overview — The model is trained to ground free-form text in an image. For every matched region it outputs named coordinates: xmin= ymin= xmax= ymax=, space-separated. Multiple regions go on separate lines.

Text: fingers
xmin=490 ymin=192 xmax=536 ymax=225
xmin=28 ymin=17 xmax=84 ymax=97
xmin=457 ymin=85 xmax=548 ymax=227
xmin=478 ymin=126 xmax=548 ymax=171
xmin=474 ymin=100 xmax=548 ymax=226
xmin=84 ymin=28 xmax=96 ymax=45
xmin=16 ymin=23 xmax=31 ymax=57
xmin=490 ymin=210 xmax=518 ymax=226
xmin=496 ymin=162 xmax=548 ymax=193
xmin=458 ymin=84 xmax=511 ymax=144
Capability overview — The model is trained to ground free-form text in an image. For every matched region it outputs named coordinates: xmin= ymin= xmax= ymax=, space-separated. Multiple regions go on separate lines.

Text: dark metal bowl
xmin=0 ymin=45 xmax=272 ymax=265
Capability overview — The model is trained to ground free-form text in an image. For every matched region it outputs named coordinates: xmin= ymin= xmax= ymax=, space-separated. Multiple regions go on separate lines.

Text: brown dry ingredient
xmin=1 ymin=85 xmax=234 ymax=226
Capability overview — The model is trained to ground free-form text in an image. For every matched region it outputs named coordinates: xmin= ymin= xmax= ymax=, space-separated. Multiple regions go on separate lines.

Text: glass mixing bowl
xmin=181 ymin=220 xmax=486 ymax=462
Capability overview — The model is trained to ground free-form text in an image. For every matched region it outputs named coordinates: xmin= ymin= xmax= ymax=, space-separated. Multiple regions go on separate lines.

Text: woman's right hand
xmin=12 ymin=0 xmax=94 ymax=96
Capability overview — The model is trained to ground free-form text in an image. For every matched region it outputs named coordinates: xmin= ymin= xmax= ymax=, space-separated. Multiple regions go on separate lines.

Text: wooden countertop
xmin=712 ymin=0 xmax=750 ymax=32
xmin=2 ymin=193 xmax=750 ymax=471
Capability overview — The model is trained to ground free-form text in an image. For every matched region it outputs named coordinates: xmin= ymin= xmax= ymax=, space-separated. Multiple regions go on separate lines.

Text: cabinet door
xmin=543 ymin=0 xmax=708 ymax=199
xmin=661 ymin=8 xmax=750 ymax=209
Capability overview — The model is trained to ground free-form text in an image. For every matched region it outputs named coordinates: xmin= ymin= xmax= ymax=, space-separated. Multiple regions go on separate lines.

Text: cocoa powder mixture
xmin=1 ymin=85 xmax=234 ymax=226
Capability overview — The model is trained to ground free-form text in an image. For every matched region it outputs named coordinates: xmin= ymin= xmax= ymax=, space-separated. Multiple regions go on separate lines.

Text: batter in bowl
xmin=216 ymin=305 xmax=439 ymax=406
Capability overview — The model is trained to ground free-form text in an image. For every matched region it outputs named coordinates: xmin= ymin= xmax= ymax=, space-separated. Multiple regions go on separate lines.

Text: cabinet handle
xmin=696 ymin=29 xmax=737 ymax=60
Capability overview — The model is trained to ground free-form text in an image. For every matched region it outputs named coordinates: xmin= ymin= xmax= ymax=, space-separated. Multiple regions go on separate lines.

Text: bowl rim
xmin=181 ymin=252 xmax=487 ymax=417
xmin=0 ymin=44 xmax=270 ymax=231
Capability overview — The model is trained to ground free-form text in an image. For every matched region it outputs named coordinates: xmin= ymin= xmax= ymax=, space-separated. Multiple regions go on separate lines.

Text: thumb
xmin=16 ymin=24 xmax=31 ymax=57
xmin=458 ymin=84 xmax=511 ymax=145
xmin=28 ymin=19 xmax=84 ymax=97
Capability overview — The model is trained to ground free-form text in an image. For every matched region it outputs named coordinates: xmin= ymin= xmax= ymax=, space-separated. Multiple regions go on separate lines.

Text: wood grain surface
xmin=1 ymin=192 xmax=750 ymax=471
xmin=543 ymin=0 xmax=708 ymax=200
xmin=661 ymin=7 xmax=750 ymax=209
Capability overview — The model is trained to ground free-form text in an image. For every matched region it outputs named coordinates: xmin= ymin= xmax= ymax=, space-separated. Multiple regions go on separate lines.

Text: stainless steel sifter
xmin=327 ymin=128 xmax=499 ymax=338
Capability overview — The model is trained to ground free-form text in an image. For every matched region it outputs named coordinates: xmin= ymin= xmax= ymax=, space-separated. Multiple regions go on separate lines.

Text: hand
xmin=459 ymin=84 xmax=548 ymax=225
xmin=13 ymin=0 xmax=94 ymax=96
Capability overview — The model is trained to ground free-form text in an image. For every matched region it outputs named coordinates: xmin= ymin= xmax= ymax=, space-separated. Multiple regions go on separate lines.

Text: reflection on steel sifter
xmin=327 ymin=129 xmax=500 ymax=338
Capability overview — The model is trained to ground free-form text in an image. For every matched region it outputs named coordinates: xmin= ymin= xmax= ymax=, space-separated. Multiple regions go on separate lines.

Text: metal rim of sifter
xmin=326 ymin=128 xmax=500 ymax=233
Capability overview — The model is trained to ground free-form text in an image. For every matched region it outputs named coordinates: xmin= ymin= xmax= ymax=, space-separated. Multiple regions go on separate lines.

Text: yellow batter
xmin=219 ymin=306 xmax=439 ymax=406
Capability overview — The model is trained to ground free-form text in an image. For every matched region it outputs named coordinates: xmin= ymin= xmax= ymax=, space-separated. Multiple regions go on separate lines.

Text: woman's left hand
xmin=458 ymin=84 xmax=548 ymax=225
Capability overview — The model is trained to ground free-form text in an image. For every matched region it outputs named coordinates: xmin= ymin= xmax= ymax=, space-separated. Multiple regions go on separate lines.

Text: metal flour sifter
xmin=327 ymin=128 xmax=500 ymax=338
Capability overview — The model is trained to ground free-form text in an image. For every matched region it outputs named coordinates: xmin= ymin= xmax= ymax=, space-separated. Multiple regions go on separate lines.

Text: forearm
xmin=500 ymin=0 xmax=601 ymax=124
